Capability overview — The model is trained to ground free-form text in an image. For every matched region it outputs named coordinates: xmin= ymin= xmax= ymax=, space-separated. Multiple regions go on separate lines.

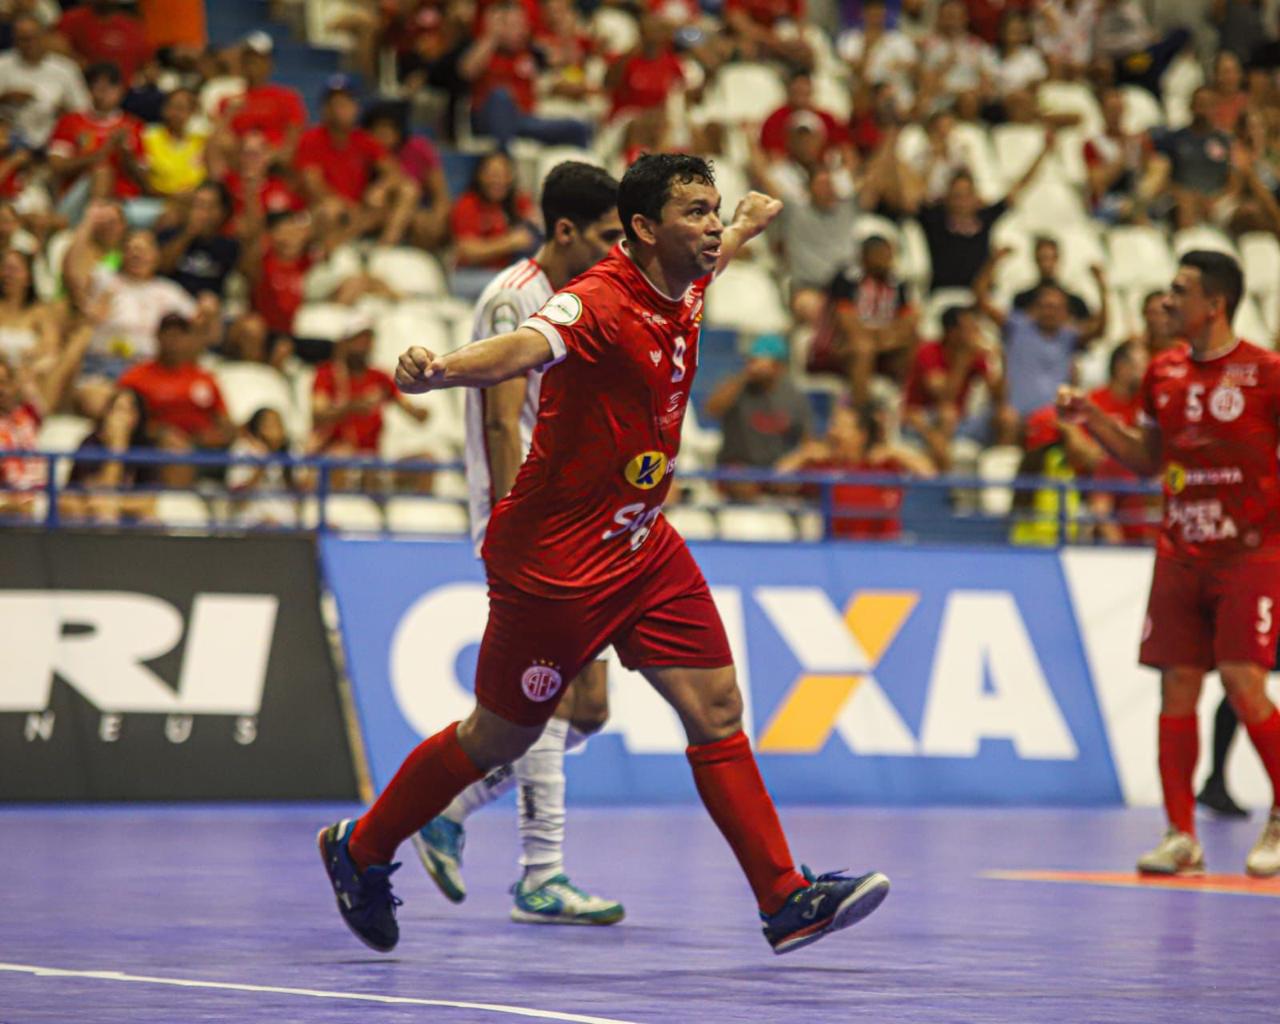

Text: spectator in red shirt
xmin=0 ymin=351 xmax=45 ymax=520
xmin=245 ymin=206 xmax=316 ymax=337
xmin=311 ymin=312 xmax=428 ymax=488
xmin=296 ymin=76 xmax=420 ymax=248
xmin=57 ymin=0 xmax=153 ymax=84
xmin=48 ymin=62 xmax=147 ymax=211
xmin=759 ymin=70 xmax=850 ymax=160
xmin=119 ymin=311 xmax=233 ymax=486
xmin=605 ymin=11 xmax=686 ymax=120
xmin=723 ymin=0 xmax=814 ymax=69
xmin=449 ymin=150 xmax=537 ymax=299
xmin=363 ymin=103 xmax=451 ymax=252
xmin=222 ymin=131 xmax=306 ymax=225
xmin=214 ymin=32 xmax=307 ymax=164
xmin=459 ymin=1 xmax=591 ymax=150
xmin=776 ymin=401 xmax=935 ymax=538
xmin=902 ymin=305 xmax=1007 ymax=469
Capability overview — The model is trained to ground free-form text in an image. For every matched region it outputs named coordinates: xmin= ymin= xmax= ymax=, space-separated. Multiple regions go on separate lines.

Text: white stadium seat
xmin=590 ymin=7 xmax=638 ymax=55
xmin=1105 ymin=225 xmax=1176 ymax=291
xmin=292 ymin=302 xmax=353 ymax=341
xmin=1240 ymin=232 xmax=1280 ymax=333
xmin=704 ymin=261 xmax=789 ymax=334
xmin=898 ymin=218 xmax=932 ymax=290
xmin=303 ymin=493 xmax=385 ymax=532
xmin=534 ymin=146 xmax=605 ymax=193
xmin=703 ymin=63 xmax=786 ymax=124
xmin=1120 ymin=85 xmax=1164 ymax=133
xmin=1172 ymin=225 xmax=1238 ymax=261
xmin=664 ymin=506 xmax=718 ymax=541
xmin=1234 ymin=295 xmax=1271 ymax=346
xmin=991 ymin=124 xmax=1054 ymax=192
xmin=385 ymin=496 xmax=470 ymax=535
xmin=977 ymin=445 xmax=1024 ymax=516
xmin=367 ymin=247 xmax=448 ymax=298
xmin=1037 ymin=81 xmax=1103 ymax=136
xmin=154 ymin=492 xmax=211 ymax=529
xmin=716 ymin=506 xmax=798 ymax=542
xmin=212 ymin=363 xmax=297 ymax=434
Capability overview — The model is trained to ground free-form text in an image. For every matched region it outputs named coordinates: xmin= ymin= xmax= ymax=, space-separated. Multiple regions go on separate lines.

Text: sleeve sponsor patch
xmin=538 ymin=292 xmax=583 ymax=326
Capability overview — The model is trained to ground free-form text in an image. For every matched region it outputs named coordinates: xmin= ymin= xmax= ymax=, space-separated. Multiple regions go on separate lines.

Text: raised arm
xmin=1079 ymin=265 xmax=1109 ymax=344
xmin=715 ymin=190 xmax=784 ymax=275
xmin=1057 ymin=385 xmax=1162 ymax=477
xmin=396 ymin=328 xmax=553 ymax=393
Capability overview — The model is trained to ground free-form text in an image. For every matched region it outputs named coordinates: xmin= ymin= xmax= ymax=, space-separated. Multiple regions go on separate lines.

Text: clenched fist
xmin=1056 ymin=385 xmax=1090 ymax=424
xmin=396 ymin=345 xmax=447 ymax=394
xmin=732 ymin=190 xmax=784 ymax=233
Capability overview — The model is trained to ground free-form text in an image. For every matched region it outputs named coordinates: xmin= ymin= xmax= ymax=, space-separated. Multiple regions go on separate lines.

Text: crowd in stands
xmin=0 ymin=0 xmax=1278 ymax=541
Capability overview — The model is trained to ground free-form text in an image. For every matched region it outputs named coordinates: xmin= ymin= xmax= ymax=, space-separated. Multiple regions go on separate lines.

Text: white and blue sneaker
xmin=411 ymin=816 xmax=467 ymax=903
xmin=510 ymin=874 xmax=625 ymax=926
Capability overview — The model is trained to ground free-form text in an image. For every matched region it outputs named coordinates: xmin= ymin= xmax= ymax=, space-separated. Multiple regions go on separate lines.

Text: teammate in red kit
xmin=1059 ymin=250 xmax=1280 ymax=878
xmin=318 ymin=154 xmax=890 ymax=955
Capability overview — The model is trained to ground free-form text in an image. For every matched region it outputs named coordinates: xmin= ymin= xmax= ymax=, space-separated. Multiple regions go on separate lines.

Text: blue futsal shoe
xmin=317 ymin=818 xmax=403 ymax=952
xmin=761 ymin=866 xmax=890 ymax=955
xmin=411 ymin=816 xmax=467 ymax=903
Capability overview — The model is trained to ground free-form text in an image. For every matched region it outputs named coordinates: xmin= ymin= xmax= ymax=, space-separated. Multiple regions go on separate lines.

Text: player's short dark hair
xmin=1109 ymin=340 xmax=1139 ymax=378
xmin=618 ymin=153 xmax=716 ymax=244
xmin=1180 ymin=249 xmax=1244 ymax=320
xmin=86 ymin=62 xmax=123 ymax=88
xmin=540 ymin=161 xmax=619 ymax=233
xmin=941 ymin=305 xmax=973 ymax=332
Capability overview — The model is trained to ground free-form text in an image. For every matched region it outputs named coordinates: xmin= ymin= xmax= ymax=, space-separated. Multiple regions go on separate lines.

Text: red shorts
xmin=475 ymin=536 xmax=733 ymax=726
xmin=1140 ymin=555 xmax=1280 ymax=671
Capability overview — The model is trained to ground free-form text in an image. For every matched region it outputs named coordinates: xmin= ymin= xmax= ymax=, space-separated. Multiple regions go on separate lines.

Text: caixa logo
xmin=0 ymin=591 xmax=278 ymax=746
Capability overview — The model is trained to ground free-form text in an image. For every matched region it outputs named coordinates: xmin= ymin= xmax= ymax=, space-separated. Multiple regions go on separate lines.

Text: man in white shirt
xmin=411 ymin=161 xmax=630 ymax=926
xmin=0 ymin=14 xmax=88 ymax=148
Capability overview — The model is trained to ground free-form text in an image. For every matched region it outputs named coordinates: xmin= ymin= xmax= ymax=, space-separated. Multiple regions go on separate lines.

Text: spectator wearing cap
xmin=1012 ymin=236 xmax=1091 ymax=321
xmin=214 ymin=32 xmax=307 ymax=164
xmin=142 ymin=86 xmax=207 ymax=198
xmin=708 ymin=333 xmax=814 ymax=502
xmin=747 ymin=103 xmax=853 ymax=207
xmin=459 ymin=1 xmax=592 ymax=150
xmin=118 ymin=311 xmax=233 ymax=486
xmin=759 ymin=70 xmax=853 ymax=166
xmin=56 ymin=0 xmax=153 ymax=84
xmin=363 ymin=104 xmax=450 ymax=252
xmin=295 ymin=76 xmax=420 ymax=248
xmin=48 ymin=62 xmax=148 ymax=220
xmin=974 ymin=248 xmax=1108 ymax=439
xmin=723 ymin=0 xmax=814 ymax=70
xmin=902 ymin=305 xmax=1007 ymax=469
xmin=605 ymin=11 xmax=686 ymax=121
xmin=0 ymin=13 xmax=89 ymax=149
xmin=808 ymin=234 xmax=918 ymax=405
xmin=157 ymin=180 xmax=245 ymax=301
xmin=311 ymin=312 xmax=428 ymax=489
xmin=1150 ymin=87 xmax=1234 ymax=230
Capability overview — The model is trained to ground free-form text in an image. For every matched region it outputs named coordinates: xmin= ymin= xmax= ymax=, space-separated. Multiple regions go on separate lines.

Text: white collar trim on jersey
xmin=1190 ymin=337 xmax=1241 ymax=362
xmin=621 ymin=242 xmax=689 ymax=304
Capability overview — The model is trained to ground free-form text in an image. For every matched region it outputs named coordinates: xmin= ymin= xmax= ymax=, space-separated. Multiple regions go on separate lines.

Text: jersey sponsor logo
xmin=640 ymin=310 xmax=669 ymax=327
xmin=1164 ymin=462 xmax=1243 ymax=494
xmin=490 ymin=300 xmax=519 ymax=334
xmin=602 ymin=501 xmax=662 ymax=551
xmin=1223 ymin=363 xmax=1258 ymax=386
xmin=649 ymin=350 xmax=662 ymax=365
xmin=520 ymin=660 xmax=564 ymax=703
xmin=624 ymin=450 xmax=668 ymax=489
xmin=539 ymin=292 xmax=583 ymax=326
xmin=1166 ymin=498 xmax=1238 ymax=542
xmin=1209 ymin=385 xmax=1244 ymax=422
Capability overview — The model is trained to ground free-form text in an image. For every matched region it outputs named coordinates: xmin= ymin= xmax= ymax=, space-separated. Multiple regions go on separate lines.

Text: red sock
xmin=686 ymin=730 xmax=808 ymax=915
xmin=1245 ymin=708 xmax=1280 ymax=811
xmin=349 ymin=721 xmax=484 ymax=870
xmin=1158 ymin=714 xmax=1199 ymax=835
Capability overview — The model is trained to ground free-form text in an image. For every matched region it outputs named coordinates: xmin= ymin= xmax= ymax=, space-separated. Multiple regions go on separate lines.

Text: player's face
xmin=1166 ymin=268 xmax=1216 ymax=337
xmin=565 ymin=209 xmax=624 ymax=278
xmin=654 ymin=180 xmax=723 ymax=278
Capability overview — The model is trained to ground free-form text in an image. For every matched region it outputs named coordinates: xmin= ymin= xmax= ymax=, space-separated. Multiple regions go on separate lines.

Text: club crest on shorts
xmin=624 ymin=450 xmax=668 ymax=489
xmin=521 ymin=660 xmax=564 ymax=702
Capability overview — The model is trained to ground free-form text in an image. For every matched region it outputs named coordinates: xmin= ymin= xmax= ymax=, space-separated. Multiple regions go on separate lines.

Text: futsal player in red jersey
xmin=319 ymin=154 xmax=890 ymax=955
xmin=1059 ymin=250 xmax=1280 ymax=878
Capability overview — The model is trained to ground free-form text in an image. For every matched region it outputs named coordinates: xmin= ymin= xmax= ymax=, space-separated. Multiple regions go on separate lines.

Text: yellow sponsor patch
xmin=624 ymin=451 xmax=668 ymax=489
xmin=1165 ymin=462 xmax=1185 ymax=494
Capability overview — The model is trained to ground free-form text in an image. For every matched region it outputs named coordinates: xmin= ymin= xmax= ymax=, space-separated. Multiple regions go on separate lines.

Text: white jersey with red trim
xmin=463 ymin=258 xmax=552 ymax=555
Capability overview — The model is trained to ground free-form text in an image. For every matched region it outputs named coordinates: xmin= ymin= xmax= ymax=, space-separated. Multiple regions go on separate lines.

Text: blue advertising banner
xmin=321 ymin=537 xmax=1122 ymax=805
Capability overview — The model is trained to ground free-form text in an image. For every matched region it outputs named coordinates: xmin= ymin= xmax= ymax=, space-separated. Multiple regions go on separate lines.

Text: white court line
xmin=0 ymin=962 xmax=643 ymax=1024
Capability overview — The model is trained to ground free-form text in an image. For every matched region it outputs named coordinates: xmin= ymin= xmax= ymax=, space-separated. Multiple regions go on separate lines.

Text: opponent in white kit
xmin=410 ymin=161 xmax=627 ymax=924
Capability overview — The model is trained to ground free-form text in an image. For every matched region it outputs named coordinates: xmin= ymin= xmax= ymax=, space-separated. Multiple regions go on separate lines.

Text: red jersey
xmin=252 ymin=245 xmax=313 ymax=334
xmin=724 ymin=0 xmax=803 ymax=26
xmin=295 ymin=126 xmax=386 ymax=202
xmin=904 ymin=341 xmax=991 ymax=411
xmin=759 ymin=104 xmax=848 ymax=156
xmin=313 ymin=362 xmax=397 ymax=451
xmin=471 ymin=49 xmax=539 ymax=112
xmin=484 ymin=245 xmax=711 ymax=595
xmin=48 ymin=110 xmax=146 ymax=198
xmin=1140 ymin=339 xmax=1280 ymax=561
xmin=1088 ymin=384 xmax=1153 ymax=542
xmin=58 ymin=9 xmax=153 ymax=81
xmin=0 ymin=402 xmax=43 ymax=489
xmin=220 ymin=84 xmax=307 ymax=146
xmin=223 ymin=170 xmax=306 ymax=220
xmin=450 ymin=190 xmax=536 ymax=269
xmin=608 ymin=51 xmax=685 ymax=118
xmin=118 ymin=361 xmax=227 ymax=439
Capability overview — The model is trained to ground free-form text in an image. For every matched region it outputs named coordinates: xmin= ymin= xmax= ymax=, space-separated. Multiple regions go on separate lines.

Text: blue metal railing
xmin=0 ymin=448 xmax=1165 ymax=545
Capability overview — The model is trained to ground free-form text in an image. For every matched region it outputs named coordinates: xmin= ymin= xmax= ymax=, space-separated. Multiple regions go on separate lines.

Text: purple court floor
xmin=2 ymin=804 xmax=1276 ymax=1023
